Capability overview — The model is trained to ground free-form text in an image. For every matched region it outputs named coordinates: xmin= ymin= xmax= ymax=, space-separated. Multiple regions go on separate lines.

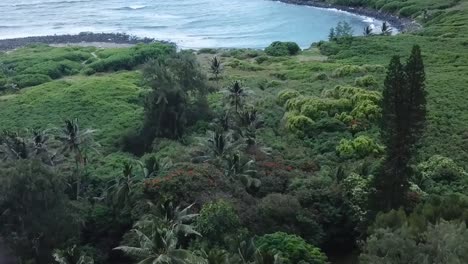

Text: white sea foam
xmin=128 ymin=5 xmax=146 ymax=10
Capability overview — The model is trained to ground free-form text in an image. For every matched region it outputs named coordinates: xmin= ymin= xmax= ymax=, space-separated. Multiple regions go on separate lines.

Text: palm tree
xmin=195 ymin=130 xmax=245 ymax=164
xmin=225 ymin=153 xmax=260 ymax=192
xmin=136 ymin=156 xmax=173 ymax=178
xmin=381 ymin=21 xmax=392 ymax=36
xmin=224 ymin=81 xmax=249 ymax=113
xmin=107 ymin=162 xmax=140 ymax=209
xmin=210 ymin=56 xmax=223 ymax=84
xmin=53 ymin=245 xmax=94 ymax=264
xmin=138 ymin=201 xmax=201 ymax=238
xmin=114 ymin=220 xmax=205 ymax=264
xmin=58 ymin=119 xmax=98 ymax=199
xmin=237 ymin=108 xmax=264 ymax=146
xmin=0 ymin=130 xmax=29 ymax=160
xmin=363 ymin=25 xmax=373 ymax=36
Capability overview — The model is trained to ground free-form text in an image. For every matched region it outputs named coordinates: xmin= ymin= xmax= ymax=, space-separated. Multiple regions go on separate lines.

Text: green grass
xmin=0 ymin=71 xmax=144 ymax=151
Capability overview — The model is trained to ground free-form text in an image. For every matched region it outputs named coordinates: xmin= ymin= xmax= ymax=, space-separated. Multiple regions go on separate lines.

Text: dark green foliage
xmin=360 ymin=221 xmax=468 ymax=263
xmin=256 ymin=232 xmax=328 ymax=264
xmin=265 ymin=42 xmax=300 ymax=56
xmin=373 ymin=47 xmax=427 ymax=211
xmin=85 ymin=43 xmax=175 ymax=74
xmin=328 ymin=21 xmax=354 ymax=42
xmin=0 ymin=160 xmax=79 ymax=263
xmin=196 ymin=200 xmax=243 ymax=247
xmin=11 ymin=74 xmax=52 ymax=88
xmin=23 ymin=60 xmax=81 ymax=79
xmin=132 ymin=51 xmax=209 ymax=154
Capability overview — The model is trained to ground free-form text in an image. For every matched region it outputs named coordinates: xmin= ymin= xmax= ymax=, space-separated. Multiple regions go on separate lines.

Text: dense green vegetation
xmin=1 ymin=0 xmax=468 ymax=263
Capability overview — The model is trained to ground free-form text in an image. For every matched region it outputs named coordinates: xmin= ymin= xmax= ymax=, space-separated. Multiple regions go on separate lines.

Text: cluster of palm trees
xmin=0 ymin=119 xmax=99 ymax=199
xmin=363 ymin=21 xmax=392 ymax=36
xmin=113 ymin=202 xmax=285 ymax=264
xmin=192 ymin=80 xmax=266 ymax=192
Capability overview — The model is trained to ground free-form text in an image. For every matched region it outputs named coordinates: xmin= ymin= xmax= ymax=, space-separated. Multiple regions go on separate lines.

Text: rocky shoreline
xmin=0 ymin=32 xmax=173 ymax=51
xmin=275 ymin=0 xmax=420 ymax=32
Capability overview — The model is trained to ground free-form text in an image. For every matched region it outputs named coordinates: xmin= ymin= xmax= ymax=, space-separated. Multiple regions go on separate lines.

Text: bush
xmin=258 ymin=193 xmax=301 ymax=228
xmin=415 ymin=155 xmax=468 ymax=195
xmin=332 ymin=65 xmax=366 ymax=77
xmin=315 ymin=73 xmax=329 ymax=80
xmin=354 ymin=75 xmax=378 ymax=87
xmin=265 ymin=41 xmax=301 ymax=56
xmin=277 ymin=89 xmax=301 ymax=106
xmin=23 ymin=60 xmax=81 ymax=79
xmin=336 ymin=135 xmax=384 ymax=158
xmin=197 ymin=48 xmax=217 ymax=54
xmin=285 ymin=114 xmax=314 ymax=134
xmin=399 ymin=5 xmax=420 ymax=17
xmin=196 ymin=200 xmax=242 ymax=246
xmin=256 ymin=232 xmax=328 ymax=264
xmin=85 ymin=43 xmax=175 ymax=73
xmin=360 ymin=221 xmax=468 ymax=264
xmin=11 ymin=74 xmax=52 ymax=88
xmin=255 ymin=56 xmax=269 ymax=64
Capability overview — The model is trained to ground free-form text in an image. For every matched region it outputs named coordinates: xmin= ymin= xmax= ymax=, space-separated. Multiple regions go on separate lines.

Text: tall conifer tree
xmin=405 ymin=45 xmax=426 ymax=145
xmin=373 ymin=47 xmax=426 ymax=212
xmin=374 ymin=56 xmax=410 ymax=211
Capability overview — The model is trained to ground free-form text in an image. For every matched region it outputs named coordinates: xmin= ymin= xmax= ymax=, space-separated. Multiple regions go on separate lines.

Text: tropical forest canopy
xmin=0 ymin=0 xmax=468 ymax=263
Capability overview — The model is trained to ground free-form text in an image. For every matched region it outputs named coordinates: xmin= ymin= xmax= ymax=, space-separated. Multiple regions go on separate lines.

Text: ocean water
xmin=0 ymin=0 xmax=383 ymax=49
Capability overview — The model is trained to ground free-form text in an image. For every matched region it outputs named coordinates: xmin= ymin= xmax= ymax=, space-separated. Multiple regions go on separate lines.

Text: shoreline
xmin=0 ymin=32 xmax=173 ymax=51
xmin=275 ymin=0 xmax=420 ymax=32
xmin=0 ymin=2 xmax=421 ymax=52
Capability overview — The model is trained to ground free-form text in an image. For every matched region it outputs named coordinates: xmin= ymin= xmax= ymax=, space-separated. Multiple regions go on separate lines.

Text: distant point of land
xmin=0 ymin=32 xmax=173 ymax=51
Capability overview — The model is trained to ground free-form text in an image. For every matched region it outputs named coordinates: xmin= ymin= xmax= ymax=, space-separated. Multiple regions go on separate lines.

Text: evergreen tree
xmin=405 ymin=45 xmax=427 ymax=145
xmin=374 ymin=56 xmax=410 ymax=211
xmin=373 ymin=47 xmax=426 ymax=212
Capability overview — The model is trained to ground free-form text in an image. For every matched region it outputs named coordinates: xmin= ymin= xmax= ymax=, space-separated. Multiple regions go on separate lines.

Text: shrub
xmin=258 ymin=193 xmax=301 ymax=224
xmin=256 ymin=232 xmax=328 ymax=264
xmin=315 ymin=72 xmax=329 ymax=80
xmin=277 ymin=89 xmax=300 ymax=106
xmin=354 ymin=75 xmax=378 ymax=87
xmin=23 ymin=60 xmax=81 ymax=79
xmin=196 ymin=200 xmax=242 ymax=246
xmin=255 ymin=56 xmax=269 ymax=64
xmin=399 ymin=5 xmax=420 ymax=17
xmin=332 ymin=65 xmax=366 ymax=77
xmin=360 ymin=221 xmax=468 ymax=264
xmin=197 ymin=48 xmax=217 ymax=54
xmin=11 ymin=74 xmax=52 ymax=88
xmin=336 ymin=135 xmax=384 ymax=158
xmin=265 ymin=41 xmax=301 ymax=56
xmin=85 ymin=43 xmax=175 ymax=73
xmin=415 ymin=155 xmax=468 ymax=195
xmin=285 ymin=114 xmax=314 ymax=134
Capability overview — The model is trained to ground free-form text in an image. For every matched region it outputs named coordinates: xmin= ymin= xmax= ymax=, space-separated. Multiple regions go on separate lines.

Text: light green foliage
xmin=354 ymin=75 xmax=378 ymax=87
xmin=332 ymin=65 xmax=366 ymax=77
xmin=0 ymin=72 xmax=143 ymax=151
xmin=265 ymin=41 xmax=301 ymax=56
xmin=277 ymin=89 xmax=300 ymax=106
xmin=285 ymin=114 xmax=314 ymax=134
xmin=360 ymin=221 xmax=468 ymax=264
xmin=256 ymin=232 xmax=327 ymax=264
xmin=336 ymin=135 xmax=384 ymax=158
